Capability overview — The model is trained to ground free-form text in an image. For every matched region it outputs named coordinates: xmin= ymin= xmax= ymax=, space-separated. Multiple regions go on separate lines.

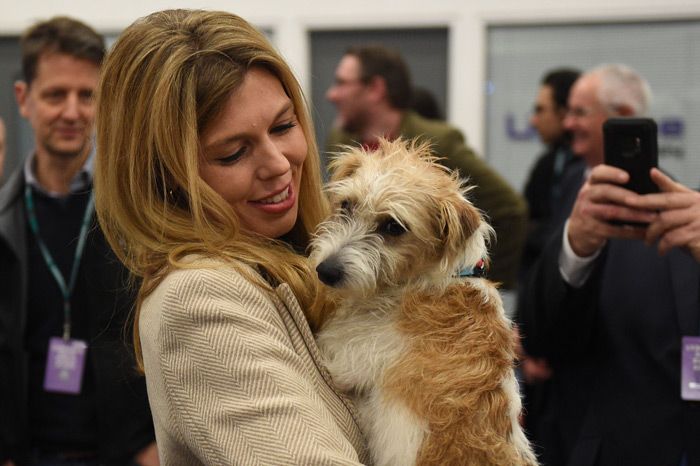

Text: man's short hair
xmin=541 ymin=68 xmax=581 ymax=110
xmin=21 ymin=16 xmax=105 ymax=85
xmin=346 ymin=44 xmax=413 ymax=110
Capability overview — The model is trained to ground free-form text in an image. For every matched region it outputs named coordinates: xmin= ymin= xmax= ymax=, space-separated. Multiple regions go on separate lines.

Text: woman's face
xmin=199 ymin=67 xmax=307 ymax=238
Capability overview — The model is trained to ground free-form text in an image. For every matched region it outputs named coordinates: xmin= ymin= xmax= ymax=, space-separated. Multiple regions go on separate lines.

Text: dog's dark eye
xmin=340 ymin=199 xmax=352 ymax=214
xmin=379 ymin=218 xmax=407 ymax=237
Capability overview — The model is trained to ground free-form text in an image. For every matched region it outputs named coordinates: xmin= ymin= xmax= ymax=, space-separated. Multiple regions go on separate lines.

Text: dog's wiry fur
xmin=311 ymin=139 xmax=537 ymax=466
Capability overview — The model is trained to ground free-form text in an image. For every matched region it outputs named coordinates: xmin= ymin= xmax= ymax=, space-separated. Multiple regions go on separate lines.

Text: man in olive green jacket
xmin=326 ymin=45 xmax=527 ymax=288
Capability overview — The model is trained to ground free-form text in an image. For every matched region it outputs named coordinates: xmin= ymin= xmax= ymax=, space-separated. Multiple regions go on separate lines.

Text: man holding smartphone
xmin=518 ymin=63 xmax=700 ymax=466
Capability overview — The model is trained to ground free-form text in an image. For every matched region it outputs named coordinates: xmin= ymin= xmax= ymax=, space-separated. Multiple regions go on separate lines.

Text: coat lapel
xmin=554 ymin=158 xmax=587 ymax=225
xmin=272 ymin=283 xmax=370 ymax=463
xmin=273 ymin=283 xmax=352 ymax=401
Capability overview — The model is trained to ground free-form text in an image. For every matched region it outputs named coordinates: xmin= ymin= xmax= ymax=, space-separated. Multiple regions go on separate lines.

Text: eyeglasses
xmin=565 ymin=106 xmax=608 ymax=119
xmin=331 ymin=77 xmax=365 ymax=88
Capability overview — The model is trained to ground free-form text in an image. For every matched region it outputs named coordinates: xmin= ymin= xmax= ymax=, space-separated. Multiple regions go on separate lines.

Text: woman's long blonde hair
xmin=94 ymin=9 xmax=329 ymax=368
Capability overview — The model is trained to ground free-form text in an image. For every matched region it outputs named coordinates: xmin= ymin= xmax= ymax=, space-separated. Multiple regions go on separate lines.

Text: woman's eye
xmin=271 ymin=121 xmax=296 ymax=134
xmin=218 ymin=147 xmax=246 ymax=165
xmin=379 ymin=218 xmax=407 ymax=237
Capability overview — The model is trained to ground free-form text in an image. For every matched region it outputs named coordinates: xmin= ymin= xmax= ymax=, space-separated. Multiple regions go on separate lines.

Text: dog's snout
xmin=316 ymin=258 xmax=345 ymax=287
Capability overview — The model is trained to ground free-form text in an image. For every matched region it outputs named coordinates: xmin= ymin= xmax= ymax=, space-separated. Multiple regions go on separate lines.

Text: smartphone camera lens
xmin=621 ymin=136 xmax=642 ymax=158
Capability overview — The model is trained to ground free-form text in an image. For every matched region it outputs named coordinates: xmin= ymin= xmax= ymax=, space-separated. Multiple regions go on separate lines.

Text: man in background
xmin=517 ymin=68 xmax=582 ymax=459
xmin=521 ymin=67 xmax=582 ymax=277
xmin=326 ymin=44 xmax=527 ymax=288
xmin=0 ymin=16 xmax=156 ymax=466
xmin=518 ymin=63 xmax=700 ymax=465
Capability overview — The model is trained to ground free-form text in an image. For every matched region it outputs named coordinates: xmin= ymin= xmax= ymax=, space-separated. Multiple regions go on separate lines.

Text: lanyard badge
xmin=25 ymin=185 xmax=94 ymax=394
xmin=681 ymin=336 xmax=700 ymax=401
xmin=44 ymin=337 xmax=88 ymax=394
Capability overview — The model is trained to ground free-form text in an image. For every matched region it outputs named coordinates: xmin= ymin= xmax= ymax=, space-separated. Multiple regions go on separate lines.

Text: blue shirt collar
xmin=24 ymin=148 xmax=94 ymax=198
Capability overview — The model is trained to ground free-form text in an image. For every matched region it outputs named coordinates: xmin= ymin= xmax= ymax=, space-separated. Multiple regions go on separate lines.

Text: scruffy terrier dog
xmin=310 ymin=138 xmax=537 ymax=466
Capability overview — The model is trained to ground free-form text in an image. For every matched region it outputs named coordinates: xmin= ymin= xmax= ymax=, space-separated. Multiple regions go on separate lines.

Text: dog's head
xmin=310 ymin=138 xmax=493 ymax=296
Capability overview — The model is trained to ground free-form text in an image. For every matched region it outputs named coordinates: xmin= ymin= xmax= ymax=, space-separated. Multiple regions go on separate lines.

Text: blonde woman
xmin=94 ymin=9 xmax=369 ymax=465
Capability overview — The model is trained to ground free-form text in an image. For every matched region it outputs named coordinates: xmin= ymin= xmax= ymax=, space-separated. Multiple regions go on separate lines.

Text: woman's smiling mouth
xmin=258 ymin=186 xmax=290 ymax=205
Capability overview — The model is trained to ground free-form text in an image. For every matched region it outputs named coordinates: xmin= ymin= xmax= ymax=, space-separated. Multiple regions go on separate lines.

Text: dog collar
xmin=456 ymin=259 xmax=486 ymax=278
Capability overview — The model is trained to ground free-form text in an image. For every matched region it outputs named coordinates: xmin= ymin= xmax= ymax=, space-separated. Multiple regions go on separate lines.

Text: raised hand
xmin=567 ymin=164 xmax=655 ymax=257
xmin=625 ymin=168 xmax=700 ymax=262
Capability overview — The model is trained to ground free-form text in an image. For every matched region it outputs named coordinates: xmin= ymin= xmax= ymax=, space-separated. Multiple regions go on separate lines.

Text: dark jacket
xmin=0 ymin=168 xmax=154 ymax=465
xmin=518 ymin=169 xmax=700 ymax=466
xmin=327 ymin=110 xmax=528 ymax=289
xmin=521 ymin=142 xmax=578 ymax=279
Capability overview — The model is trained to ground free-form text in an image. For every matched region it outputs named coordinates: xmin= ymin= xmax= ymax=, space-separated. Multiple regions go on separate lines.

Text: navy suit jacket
xmin=518 ymin=162 xmax=700 ymax=466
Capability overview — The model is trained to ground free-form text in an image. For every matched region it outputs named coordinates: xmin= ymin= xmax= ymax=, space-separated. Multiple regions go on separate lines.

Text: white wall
xmin=2 ymin=0 xmax=699 ymax=156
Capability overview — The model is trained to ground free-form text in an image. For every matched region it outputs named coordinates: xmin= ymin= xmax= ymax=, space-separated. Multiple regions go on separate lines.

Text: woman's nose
xmin=257 ymin=139 xmax=291 ymax=179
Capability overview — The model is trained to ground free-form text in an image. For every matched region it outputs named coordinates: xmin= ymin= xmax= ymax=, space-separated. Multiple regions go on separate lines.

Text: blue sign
xmin=505 ymin=114 xmax=537 ymax=141
xmin=505 ymin=113 xmax=685 ymax=141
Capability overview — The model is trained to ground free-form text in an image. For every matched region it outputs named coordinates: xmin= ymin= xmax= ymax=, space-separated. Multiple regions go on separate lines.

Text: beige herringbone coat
xmin=140 ymin=258 xmax=369 ymax=465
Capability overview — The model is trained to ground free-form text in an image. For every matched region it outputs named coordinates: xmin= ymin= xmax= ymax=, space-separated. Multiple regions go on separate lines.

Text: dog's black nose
xmin=316 ymin=259 xmax=344 ymax=287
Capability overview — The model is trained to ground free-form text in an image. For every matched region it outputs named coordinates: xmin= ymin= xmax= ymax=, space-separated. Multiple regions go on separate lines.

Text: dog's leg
xmin=358 ymin=387 xmax=428 ymax=466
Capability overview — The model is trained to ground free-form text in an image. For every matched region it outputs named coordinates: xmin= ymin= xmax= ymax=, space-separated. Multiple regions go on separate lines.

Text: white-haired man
xmin=518 ymin=64 xmax=700 ymax=466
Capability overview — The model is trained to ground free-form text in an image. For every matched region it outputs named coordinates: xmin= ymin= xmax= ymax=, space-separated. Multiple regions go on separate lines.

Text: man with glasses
xmin=326 ymin=44 xmax=527 ymax=289
xmin=517 ymin=67 xmax=583 ymax=464
xmin=521 ymin=68 xmax=583 ymax=278
xmin=518 ymin=63 xmax=700 ymax=465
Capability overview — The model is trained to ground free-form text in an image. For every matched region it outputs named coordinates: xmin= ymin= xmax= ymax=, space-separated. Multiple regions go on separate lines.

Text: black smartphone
xmin=603 ymin=117 xmax=659 ymax=195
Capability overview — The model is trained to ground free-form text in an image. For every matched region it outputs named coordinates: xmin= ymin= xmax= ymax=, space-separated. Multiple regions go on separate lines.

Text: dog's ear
xmin=439 ymin=194 xmax=483 ymax=268
xmin=328 ymin=148 xmax=365 ymax=182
